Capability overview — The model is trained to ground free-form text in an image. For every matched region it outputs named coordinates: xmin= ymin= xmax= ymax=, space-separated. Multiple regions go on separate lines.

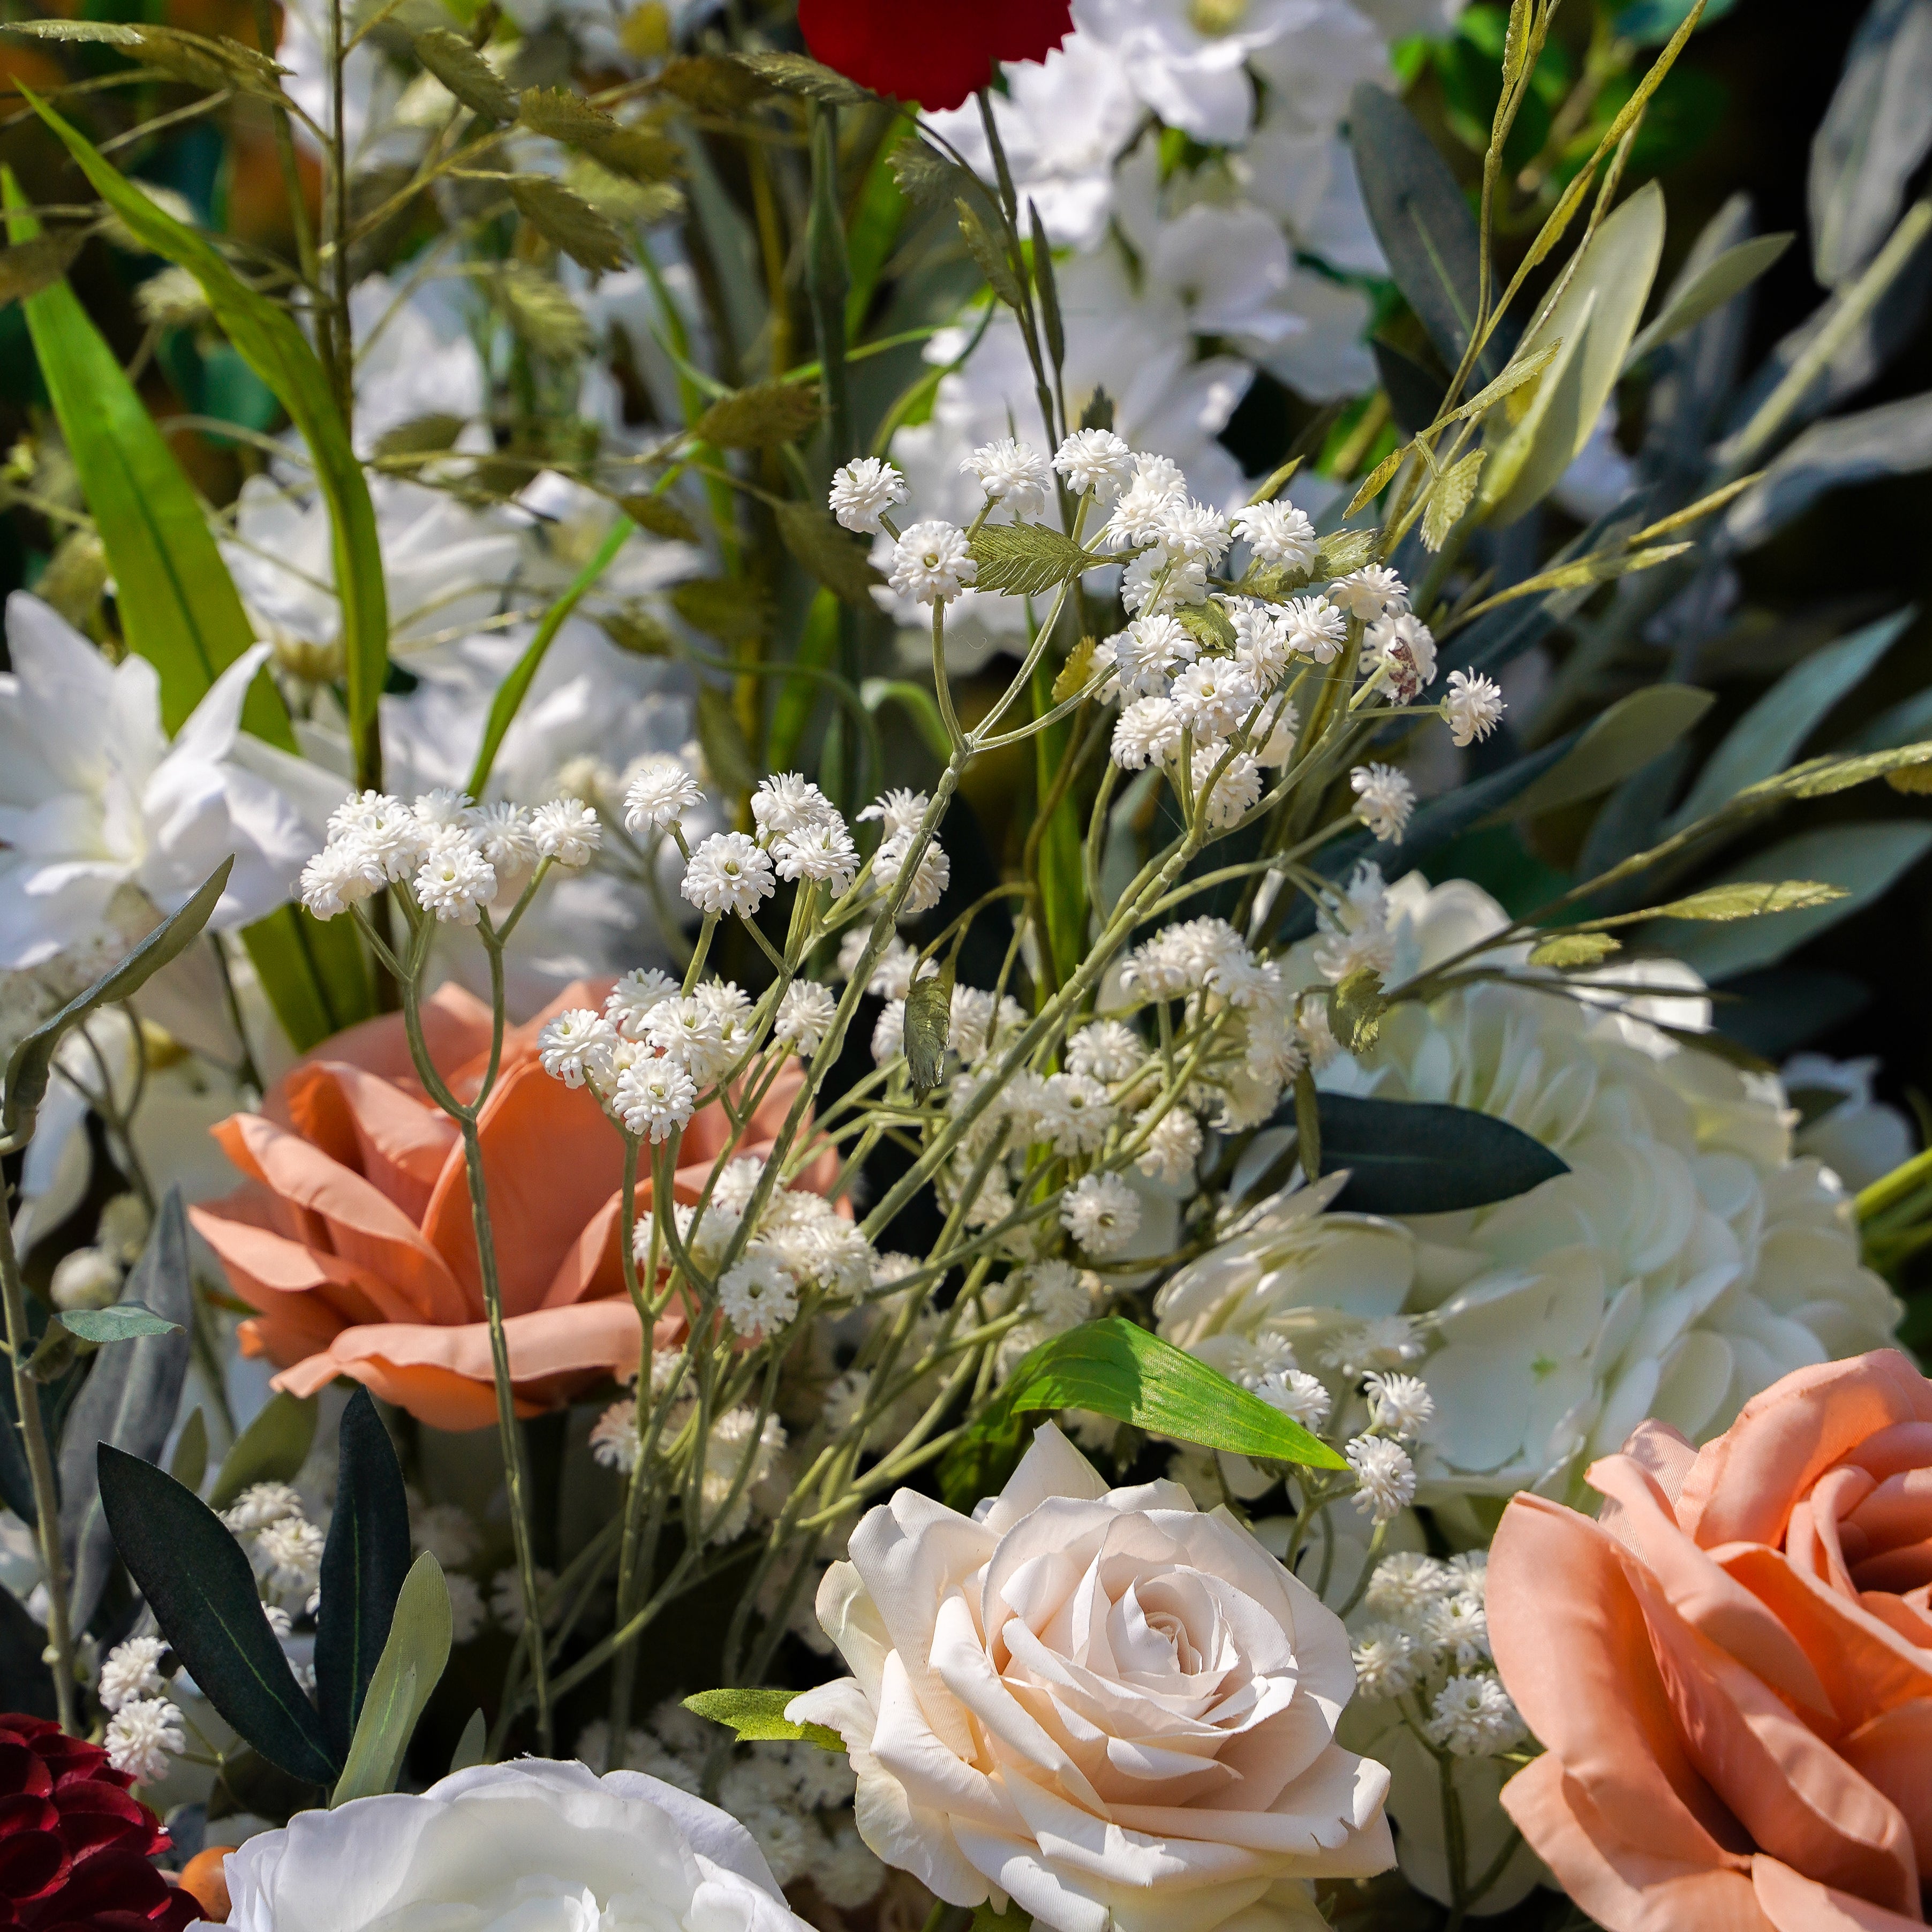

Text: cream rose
xmin=215 ymin=1760 xmax=812 ymax=1932
xmin=789 ymin=1423 xmax=1393 ymax=1932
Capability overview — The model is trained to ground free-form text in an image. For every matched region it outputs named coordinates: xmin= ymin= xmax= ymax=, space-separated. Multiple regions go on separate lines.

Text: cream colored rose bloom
xmin=787 ymin=1423 xmax=1394 ymax=1932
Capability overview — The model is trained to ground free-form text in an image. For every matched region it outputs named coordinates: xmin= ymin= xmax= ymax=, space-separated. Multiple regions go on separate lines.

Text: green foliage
xmin=684 ymin=1687 xmax=844 ymax=1749
xmin=969 ymin=523 xmax=1096 ymax=597
xmin=1305 ymin=1093 xmax=1571 ymax=1215
xmin=330 ymin=1554 xmax=452 ymax=1806
xmin=210 ymin=1391 xmax=320 ymax=1512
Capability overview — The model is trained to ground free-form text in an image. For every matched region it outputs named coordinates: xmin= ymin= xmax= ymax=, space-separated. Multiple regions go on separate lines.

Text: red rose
xmin=0 ymin=1717 xmax=199 ymax=1932
xmin=798 ymin=0 xmax=1074 ymax=109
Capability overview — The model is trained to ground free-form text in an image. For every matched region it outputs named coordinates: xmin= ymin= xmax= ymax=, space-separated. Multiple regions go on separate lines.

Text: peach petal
xmin=278 ymin=1060 xmax=458 ymax=1223
xmin=189 ymin=1205 xmax=426 ymax=1331
xmin=286 ymin=981 xmax=495 ymax=1088
xmin=280 ymin=1299 xmax=645 ymax=1392
xmin=277 ymin=1355 xmax=509 ymax=1433
xmin=1859 ymin=1591 xmax=1932 ymax=1649
xmin=541 ymin=1190 xmax=629 ymax=1310
xmin=1749 ymin=1856 xmax=1927 ymax=1931
xmin=238 ymin=1305 xmax=346 ymax=1365
xmin=1679 ymin=1353 xmax=1932 ymax=1550
xmin=1846 ymin=1470 xmax=1932 ymax=1557
xmin=1489 ymin=1496 xmax=1750 ymax=1871
xmin=1715 ymin=1545 xmax=1932 ymax=1739
xmin=1838 ymin=1700 xmax=1932 ymax=1880
xmin=1790 ymin=1467 xmax=1878 ymax=1598
xmin=1856 ymin=1540 xmax=1932 ymax=1595
xmin=1497 ymin=1758 xmax=1766 ymax=1932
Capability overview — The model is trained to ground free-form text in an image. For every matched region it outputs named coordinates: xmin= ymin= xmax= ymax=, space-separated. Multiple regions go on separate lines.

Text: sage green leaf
xmin=57 ymin=1307 xmax=182 ymax=1345
xmin=692 ymin=380 xmax=823 ymax=449
xmin=1310 ymin=1093 xmax=1569 ymax=1214
xmin=1669 ymin=609 xmax=1911 ymax=828
xmin=903 ymin=965 xmax=953 ymax=1096
xmin=1312 ymin=527 xmax=1377 ymax=578
xmin=22 ymin=91 xmax=390 ymax=744
xmin=519 ymin=84 xmax=619 ymax=142
xmin=1508 ymin=684 xmax=1715 ymax=817
xmin=209 ymin=1390 xmax=319 ymax=1511
xmin=1640 ymin=879 xmax=1847 ymax=920
xmin=1722 ymin=394 xmax=1932 ymax=551
xmin=450 ymin=1710 xmax=487 ymax=1773
xmin=1752 ymin=736 xmax=1932 ymax=799
xmin=968 ymin=522 xmax=1096 ymax=597
xmin=1654 ymin=825 xmax=1932 ymax=978
xmin=1528 ymin=931 xmax=1622 ymax=968
xmin=330 ymin=1553 xmax=451 ymax=1805
xmin=684 ymin=1687 xmax=844 ymax=1750
xmin=170 ymin=1409 xmax=209 ymax=1495
xmin=98 ymin=1445 xmax=339 ymax=1785
xmin=3 ymin=861 xmax=230 ymax=1147
xmin=412 ymin=28 xmax=516 ymax=120
xmin=1624 ymin=232 xmax=1794 ymax=368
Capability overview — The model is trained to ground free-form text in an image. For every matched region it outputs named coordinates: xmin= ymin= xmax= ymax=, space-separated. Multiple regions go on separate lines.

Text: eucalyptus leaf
xmin=450 ymin=1710 xmax=488 ymax=1774
xmin=99 ymin=1445 xmax=339 ymax=1785
xmin=57 ymin=1191 xmax=193 ymax=1634
xmin=1651 ymin=825 xmax=1932 ymax=979
xmin=315 ymin=1390 xmax=413 ymax=1763
xmin=330 ymin=1553 xmax=451 ymax=1805
xmin=1722 ymin=393 xmax=1932 ymax=551
xmin=1308 ymin=1094 xmax=1569 ymax=1215
xmin=1669 ymin=609 xmax=1911 ymax=828
xmin=1809 ymin=0 xmax=1932 ymax=288
xmin=209 ymin=1391 xmax=319 ymax=1512
xmin=3 ymin=861 xmax=230 ymax=1147
xmin=1507 ymin=685 xmax=1714 ymax=817
xmin=685 ymin=1687 xmax=843 ymax=1750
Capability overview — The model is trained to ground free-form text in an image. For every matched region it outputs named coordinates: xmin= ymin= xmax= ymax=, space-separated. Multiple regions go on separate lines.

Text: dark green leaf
xmin=684 ymin=1686 xmax=843 ymax=1749
xmin=4 ymin=18 xmax=285 ymax=95
xmin=1309 ymin=1093 xmax=1568 ymax=1214
xmin=1507 ymin=684 xmax=1715 ymax=818
xmin=58 ymin=1190 xmax=193 ymax=1633
xmin=209 ymin=1390 xmax=318 ymax=1512
xmin=99 ymin=1445 xmax=338 ymax=1784
xmin=956 ymin=198 xmax=1027 ymax=314
xmin=1030 ymin=201 xmax=1065 ymax=375
xmin=330 ymin=1553 xmax=450 ymax=1805
xmin=450 ymin=1709 xmax=487 ymax=1773
xmin=315 ymin=1390 xmax=413 ymax=1763
xmin=1722 ymin=395 xmax=1932 ymax=552
xmin=618 ymin=493 xmax=699 ymax=544
xmin=776 ymin=501 xmax=882 ymax=605
xmin=968 ymin=522 xmax=1096 ymax=598
xmin=412 ymin=28 xmax=516 ymax=120
xmin=3 ymin=862 xmax=230 ymax=1146
xmin=694 ymin=683 xmax=758 ymax=802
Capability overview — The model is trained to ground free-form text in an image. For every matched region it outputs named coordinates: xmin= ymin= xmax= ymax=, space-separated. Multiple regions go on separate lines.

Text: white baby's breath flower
xmin=1256 ymin=1368 xmax=1332 ymax=1432
xmin=1350 ymin=1624 xmax=1422 ymax=1701
xmin=963 ymin=437 xmax=1051 ymax=516
xmin=1060 ymin=1172 xmax=1141 ymax=1256
xmin=614 ymin=1057 xmax=697 ymax=1143
xmin=888 ymin=520 xmax=976 ymax=605
xmin=1053 ymin=428 xmax=1133 ymax=499
xmin=1135 ymin=1105 xmax=1203 ymax=1184
xmin=1103 ymin=453 xmax=1189 ymax=549
xmin=873 ymin=831 xmax=950 ymax=917
xmin=258 ymin=1516 xmax=326 ymax=1594
xmin=1427 ymin=1673 xmax=1525 ymax=1757
xmin=1364 ymin=611 xmax=1438 ymax=701
xmin=1350 ymin=763 xmax=1416 ymax=843
xmin=624 ymin=756 xmax=703 ymax=833
xmin=489 ymin=1566 xmax=560 ymax=1635
xmin=1364 ymin=1370 xmax=1435 ymax=1440
xmin=828 ymin=456 xmax=907 ymax=534
xmin=776 ymin=981 xmax=839 ymax=1055
xmin=589 ymin=1398 xmax=639 ymax=1473
xmin=607 ymin=968 xmax=679 ymax=1038
xmin=855 ymin=788 xmax=928 ymax=840
xmin=1191 ymin=746 xmax=1262 ymax=828
xmin=1424 ymin=1591 xmax=1491 ymax=1669
xmin=773 ymin=820 xmax=858 ymax=893
xmin=681 ymin=833 xmax=775 ymax=918
xmin=1284 ymin=594 xmax=1348 ymax=662
xmin=1346 ymin=1435 xmax=1416 ymax=1524
xmin=411 ymin=1503 xmax=481 ymax=1569
xmin=104 ymin=1698 xmax=185 ymax=1784
xmin=299 ymin=842 xmax=377 ymax=920
xmin=413 ymin=838 xmax=496 ymax=925
xmin=750 ymin=773 xmax=839 ymax=839
xmin=530 ymin=797 xmax=600 ymax=866
xmin=1330 ymin=564 xmax=1408 ymax=622
xmin=222 ymin=1482 xmax=305 ymax=1534
xmin=99 ymin=1635 xmax=168 ymax=1714
xmin=1444 ymin=668 xmax=1507 ymax=746
xmin=538 ymin=1008 xmax=616 ymax=1088
xmin=1171 ymin=659 xmax=1258 ymax=740
xmin=1111 ymin=696 xmax=1184 ymax=771
xmin=469 ymin=802 xmax=537 ymax=885
xmin=719 ymin=1251 xmax=799 ymax=1337
xmin=1232 ymin=499 xmax=1317 ymax=571
xmin=1067 ymin=1021 xmax=1143 ymax=1083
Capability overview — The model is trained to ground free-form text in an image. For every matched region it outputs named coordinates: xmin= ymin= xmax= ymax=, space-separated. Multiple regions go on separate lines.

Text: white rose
xmin=788 ymin=1422 xmax=1393 ymax=1932
xmin=216 ymin=1760 xmax=811 ymax=1932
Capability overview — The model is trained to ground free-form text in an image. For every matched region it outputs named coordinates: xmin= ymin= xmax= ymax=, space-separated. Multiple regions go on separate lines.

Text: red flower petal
xmin=798 ymin=0 xmax=1072 ymax=109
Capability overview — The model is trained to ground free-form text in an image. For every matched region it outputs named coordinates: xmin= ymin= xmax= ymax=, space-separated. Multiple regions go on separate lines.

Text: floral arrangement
xmin=2 ymin=0 xmax=1932 ymax=1929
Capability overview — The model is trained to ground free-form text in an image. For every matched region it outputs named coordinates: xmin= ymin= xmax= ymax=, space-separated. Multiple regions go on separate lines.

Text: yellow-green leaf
xmin=411 ymin=28 xmax=515 ymax=120
xmin=510 ymin=177 xmax=627 ymax=271
xmin=691 ymin=380 xmax=822 ymax=449
xmin=1528 ymin=931 xmax=1622 ymax=968
xmin=1422 ymin=448 xmax=1486 ymax=549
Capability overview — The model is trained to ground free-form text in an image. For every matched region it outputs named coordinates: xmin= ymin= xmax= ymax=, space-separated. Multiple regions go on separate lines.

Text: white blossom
xmin=776 ymin=981 xmax=839 ymax=1055
xmin=607 ymin=968 xmax=679 ymax=1038
xmin=538 ymin=1008 xmax=616 ymax=1088
xmin=99 ymin=1635 xmax=168 ymax=1713
xmin=1053 ymin=427 xmax=1134 ymax=498
xmin=413 ymin=836 xmax=496 ymax=925
xmin=1330 ymin=564 xmax=1408 ymax=621
xmin=624 ymin=756 xmax=703 ymax=833
xmin=589 ymin=1399 xmax=639 ymax=1473
xmin=103 ymin=1698 xmax=185 ymax=1784
xmin=873 ymin=831 xmax=950 ymax=917
xmin=1067 ymin=1020 xmax=1143 ymax=1083
xmin=773 ymin=820 xmax=858 ymax=893
xmin=1364 ymin=610 xmax=1438 ymax=701
xmin=1135 ymin=1104 xmax=1203 ymax=1183
xmin=1191 ymin=746 xmax=1262 ymax=827
xmin=962 ymin=437 xmax=1051 ymax=515
xmin=614 ymin=1057 xmax=697 ymax=1143
xmin=1255 ymin=1367 xmax=1332 ymax=1431
xmin=1060 ymin=1172 xmax=1141 ymax=1256
xmin=719 ymin=1251 xmax=799 ymax=1337
xmin=1444 ymin=668 xmax=1507 ymax=746
xmin=1346 ymin=1435 xmax=1416 ymax=1523
xmin=828 ymin=456 xmax=908 ymax=534
xmin=1350 ymin=1625 xmax=1423 ymax=1701
xmin=1284 ymin=594 xmax=1349 ymax=661
xmin=681 ymin=832 xmax=775 ymax=918
xmin=888 ymin=520 xmax=977 ymax=605
xmin=530 ymin=796 xmax=601 ymax=866
xmin=1232 ymin=499 xmax=1317 ymax=570
xmin=1364 ymin=1370 xmax=1435 ymax=1439
xmin=1427 ymin=1673 xmax=1525 ymax=1757
xmin=855 ymin=788 xmax=928 ymax=839
xmin=750 ymin=773 xmax=839 ymax=839
xmin=1350 ymin=763 xmax=1415 ymax=842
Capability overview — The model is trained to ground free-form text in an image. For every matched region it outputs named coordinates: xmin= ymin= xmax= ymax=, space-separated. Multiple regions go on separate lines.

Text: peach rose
xmin=1489 ymin=1348 xmax=1932 ymax=1931
xmin=191 ymin=980 xmax=820 ymax=1431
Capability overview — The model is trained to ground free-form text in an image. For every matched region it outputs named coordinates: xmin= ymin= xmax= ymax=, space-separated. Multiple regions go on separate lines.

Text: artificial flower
xmin=216 ymin=1760 xmax=813 ymax=1932
xmin=190 ymin=979 xmax=834 ymax=1430
xmin=789 ymin=1421 xmax=1394 ymax=1932
xmin=798 ymin=0 xmax=1074 ymax=110
xmin=1490 ymin=1349 xmax=1932 ymax=1931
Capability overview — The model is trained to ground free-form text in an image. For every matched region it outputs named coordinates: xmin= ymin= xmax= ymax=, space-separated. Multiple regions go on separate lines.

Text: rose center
xmin=1189 ymin=0 xmax=1249 ymax=34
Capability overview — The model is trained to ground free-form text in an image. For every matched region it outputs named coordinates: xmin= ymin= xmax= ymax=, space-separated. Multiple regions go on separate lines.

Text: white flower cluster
xmin=221 ymin=1481 xmax=326 ymax=1611
xmin=592 ymin=1379 xmax=786 ymax=1546
xmin=300 ymin=787 xmax=600 ymax=926
xmin=97 ymin=1634 xmax=185 ymax=1785
xmin=577 ymin=1697 xmax=882 ymax=1909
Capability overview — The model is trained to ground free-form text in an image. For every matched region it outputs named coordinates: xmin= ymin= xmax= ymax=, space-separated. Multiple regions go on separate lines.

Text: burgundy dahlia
xmin=798 ymin=0 xmax=1075 ymax=110
xmin=0 ymin=1718 xmax=198 ymax=1932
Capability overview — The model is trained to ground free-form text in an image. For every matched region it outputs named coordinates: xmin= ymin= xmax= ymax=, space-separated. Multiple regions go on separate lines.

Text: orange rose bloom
xmin=192 ymin=980 xmax=821 ymax=1431
xmin=1490 ymin=1349 xmax=1932 ymax=1931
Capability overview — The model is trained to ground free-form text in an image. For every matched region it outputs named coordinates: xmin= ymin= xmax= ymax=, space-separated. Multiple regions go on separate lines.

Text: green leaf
xmin=3 ymin=861 xmax=230 ymax=1147
xmin=1752 ymin=736 xmax=1932 ymax=801
xmin=411 ymin=28 xmax=515 ymax=119
xmin=4 ymin=18 xmax=285 ymax=96
xmin=685 ymin=1686 xmax=844 ymax=1749
xmin=691 ymin=380 xmax=822 ymax=449
xmin=1349 ymin=82 xmax=1516 ymax=384
xmin=972 ymin=1906 xmax=1032 ymax=1932
xmin=1329 ymin=968 xmax=1388 ymax=1054
xmin=968 ymin=522 xmax=1096 ymax=597
xmin=695 ymin=683 xmax=758 ymax=802
xmin=23 ymin=92 xmax=389 ymax=746
xmin=1528 ymin=931 xmax=1622 ymax=968
xmin=1313 ymin=527 xmax=1377 ymax=578
xmin=1639 ymin=879 xmax=1848 ymax=922
xmin=467 ymin=517 xmax=634 ymax=798
xmin=315 ymin=1390 xmax=413 ymax=1763
xmin=510 ymin=176 xmax=627 ymax=271
xmin=1508 ymin=684 xmax=1715 ymax=818
xmin=956 ymin=199 xmax=1027 ymax=313
xmin=1311 ymin=1093 xmax=1570 ymax=1214
xmin=519 ymin=84 xmax=620 ymax=143
xmin=776 ymin=501 xmax=882 ymax=606
xmin=1030 ymin=200 xmax=1066 ymax=375
xmin=1722 ymin=394 xmax=1932 ymax=551
xmin=170 ymin=1408 xmax=209 ymax=1495
xmin=862 ymin=680 xmax=953 ymax=765
xmin=330 ymin=1553 xmax=451 ymax=1805
xmin=1654 ymin=826 xmax=1932 ymax=979
xmin=57 ymin=1306 xmax=182 ymax=1344
xmin=1421 ymin=448 xmax=1486 ymax=549
xmin=449 ymin=1710 xmax=487 ymax=1774
xmin=1670 ymin=610 xmax=1911 ymax=828
xmin=99 ymin=1444 xmax=339 ymax=1785
xmin=209 ymin=1390 xmax=319 ymax=1512
xmin=1052 ymin=636 xmax=1098 ymax=705
xmin=1624 ymin=232 xmax=1794 ymax=368
xmin=988 ymin=1318 xmax=1347 ymax=1467
xmin=731 ymin=50 xmax=874 ymax=106
xmin=57 ymin=1190 xmax=193 ymax=1633
xmin=903 ymin=962 xmax=954 ymax=1096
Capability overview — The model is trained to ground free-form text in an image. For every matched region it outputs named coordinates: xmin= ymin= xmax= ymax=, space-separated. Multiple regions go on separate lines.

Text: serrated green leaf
xmin=957 ymin=199 xmax=1027 ymax=313
xmin=520 ymin=84 xmax=620 ymax=142
xmin=903 ymin=962 xmax=954 ymax=1096
xmin=1329 ymin=967 xmax=1387 ymax=1053
xmin=691 ymin=380 xmax=822 ymax=449
xmin=969 ymin=522 xmax=1096 ymax=598
xmin=3 ymin=862 xmax=229 ymax=1146
xmin=1422 ymin=448 xmax=1486 ymax=549
xmin=617 ymin=493 xmax=699 ymax=544
xmin=653 ymin=53 xmax=772 ymax=113
xmin=889 ymin=141 xmax=968 ymax=207
xmin=776 ymin=500 xmax=881 ymax=605
xmin=1176 ymin=603 xmax=1239 ymax=653
xmin=695 ymin=682 xmax=757 ymax=801
xmin=1052 ymin=636 xmax=1098 ymax=704
xmin=1314 ymin=527 xmax=1377 ymax=577
xmin=1345 ymin=443 xmax=1407 ymax=517
xmin=6 ymin=18 xmax=284 ymax=96
xmin=731 ymin=49 xmax=874 ymax=105
xmin=209 ymin=1390 xmax=318 ymax=1512
xmin=510 ymin=177 xmax=627 ymax=271
xmin=1642 ymin=879 xmax=1848 ymax=922
xmin=411 ymin=28 xmax=515 ymax=120
xmin=684 ymin=1687 xmax=845 ymax=1749
xmin=1528 ymin=931 xmax=1623 ymax=968
xmin=330 ymin=1553 xmax=450 ymax=1805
